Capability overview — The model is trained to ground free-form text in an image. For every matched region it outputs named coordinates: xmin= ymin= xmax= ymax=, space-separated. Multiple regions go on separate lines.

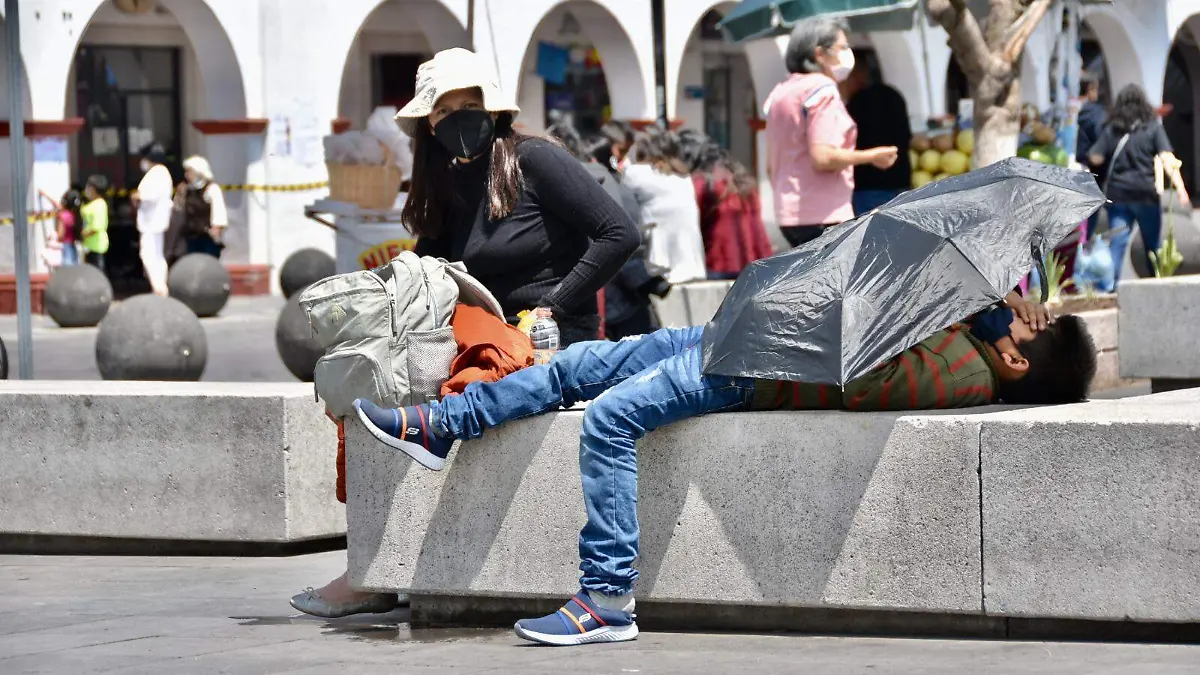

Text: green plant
xmin=1041 ymin=250 xmax=1071 ymax=303
xmin=1149 ymin=210 xmax=1184 ymax=278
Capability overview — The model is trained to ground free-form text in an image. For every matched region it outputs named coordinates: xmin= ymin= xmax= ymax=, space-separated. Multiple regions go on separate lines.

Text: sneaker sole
xmin=513 ymin=621 xmax=639 ymax=646
xmin=353 ymin=401 xmax=447 ymax=471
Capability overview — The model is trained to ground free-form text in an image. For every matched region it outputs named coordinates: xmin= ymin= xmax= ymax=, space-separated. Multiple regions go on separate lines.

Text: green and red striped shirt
xmin=750 ymin=325 xmax=999 ymax=411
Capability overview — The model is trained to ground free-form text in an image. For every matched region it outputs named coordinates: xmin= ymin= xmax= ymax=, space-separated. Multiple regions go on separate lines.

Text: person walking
xmin=678 ymin=129 xmax=774 ymax=279
xmin=764 ymin=17 xmax=897 ymax=247
xmin=1087 ymin=84 xmax=1190 ymax=285
xmin=289 ymin=47 xmax=639 ymax=619
xmin=131 ymin=143 xmax=174 ymax=295
xmin=842 ymin=58 xmax=912 ymax=215
xmin=1076 ymin=72 xmax=1107 ymax=238
xmin=80 ymin=175 xmax=110 ymax=272
xmin=176 ymin=156 xmax=228 ymax=258
xmin=621 ymin=128 xmax=708 ymax=284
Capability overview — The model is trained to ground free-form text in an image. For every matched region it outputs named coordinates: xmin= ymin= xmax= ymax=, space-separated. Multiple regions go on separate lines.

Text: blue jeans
xmin=430 ymin=326 xmax=756 ymax=596
xmin=1108 ymin=202 xmax=1161 ymax=284
xmin=853 ymin=189 xmax=904 ymax=216
xmin=61 ymin=243 xmax=79 ymax=266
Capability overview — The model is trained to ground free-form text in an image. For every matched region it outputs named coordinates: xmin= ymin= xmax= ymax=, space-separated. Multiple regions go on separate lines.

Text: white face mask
xmin=830 ymin=49 xmax=855 ymax=82
xmin=140 ymin=159 xmax=152 ymax=172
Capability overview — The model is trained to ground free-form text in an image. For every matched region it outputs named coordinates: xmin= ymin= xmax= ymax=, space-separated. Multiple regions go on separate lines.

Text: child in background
xmin=39 ymin=188 xmax=84 ymax=266
xmin=80 ymin=175 xmax=111 ymax=272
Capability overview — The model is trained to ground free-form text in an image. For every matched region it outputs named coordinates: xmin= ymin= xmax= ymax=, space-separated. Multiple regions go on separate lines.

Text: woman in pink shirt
xmin=765 ymin=18 xmax=897 ymax=247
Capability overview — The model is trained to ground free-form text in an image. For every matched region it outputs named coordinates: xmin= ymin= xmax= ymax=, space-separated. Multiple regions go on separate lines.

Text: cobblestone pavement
xmin=0 ymin=552 xmax=1197 ymax=674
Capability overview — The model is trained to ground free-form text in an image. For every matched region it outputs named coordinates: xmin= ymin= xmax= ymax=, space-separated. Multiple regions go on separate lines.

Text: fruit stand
xmin=910 ymin=127 xmax=974 ymax=189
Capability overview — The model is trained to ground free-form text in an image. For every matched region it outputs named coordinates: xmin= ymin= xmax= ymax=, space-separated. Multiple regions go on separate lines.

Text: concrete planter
xmin=0 ymin=381 xmax=342 ymax=551
xmin=1118 ymin=275 xmax=1200 ymax=392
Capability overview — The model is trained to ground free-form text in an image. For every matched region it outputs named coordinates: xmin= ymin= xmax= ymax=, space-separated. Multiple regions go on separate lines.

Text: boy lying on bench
xmin=354 ymin=292 xmax=1096 ymax=646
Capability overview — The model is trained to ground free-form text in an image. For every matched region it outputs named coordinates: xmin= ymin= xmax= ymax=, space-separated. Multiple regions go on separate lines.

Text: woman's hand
xmin=867 ymin=146 xmax=899 ymax=169
xmin=1004 ymin=291 xmax=1053 ymax=331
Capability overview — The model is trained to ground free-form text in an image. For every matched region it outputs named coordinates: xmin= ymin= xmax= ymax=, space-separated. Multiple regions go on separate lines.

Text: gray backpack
xmin=298 ymin=251 xmax=504 ymax=418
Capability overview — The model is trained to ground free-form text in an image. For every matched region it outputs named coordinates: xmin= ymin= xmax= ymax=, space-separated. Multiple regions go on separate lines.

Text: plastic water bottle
xmin=528 ymin=308 xmax=560 ymax=366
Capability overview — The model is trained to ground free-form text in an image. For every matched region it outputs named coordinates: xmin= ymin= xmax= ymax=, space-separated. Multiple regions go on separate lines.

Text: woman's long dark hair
xmin=402 ymin=111 xmax=530 ymax=238
xmin=631 ymin=128 xmax=690 ymax=177
xmin=1107 ymin=84 xmax=1156 ymax=134
xmin=677 ymin=128 xmax=756 ymax=199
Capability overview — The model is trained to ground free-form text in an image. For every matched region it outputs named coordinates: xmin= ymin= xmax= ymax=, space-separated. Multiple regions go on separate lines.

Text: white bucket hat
xmin=394 ymin=48 xmax=520 ymax=138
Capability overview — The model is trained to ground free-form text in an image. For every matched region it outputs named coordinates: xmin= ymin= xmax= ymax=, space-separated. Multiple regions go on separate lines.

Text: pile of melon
xmin=910 ymin=129 xmax=974 ymax=189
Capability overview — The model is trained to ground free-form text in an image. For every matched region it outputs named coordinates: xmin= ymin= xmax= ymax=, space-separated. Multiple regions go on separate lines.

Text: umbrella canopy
xmin=718 ymin=0 xmax=919 ymax=42
xmin=718 ymin=0 xmax=1112 ymax=43
xmin=701 ymin=158 xmax=1104 ymax=386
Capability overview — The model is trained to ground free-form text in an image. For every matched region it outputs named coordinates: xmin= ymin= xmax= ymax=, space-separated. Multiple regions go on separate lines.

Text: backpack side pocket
xmin=404 ymin=327 xmax=456 ymax=406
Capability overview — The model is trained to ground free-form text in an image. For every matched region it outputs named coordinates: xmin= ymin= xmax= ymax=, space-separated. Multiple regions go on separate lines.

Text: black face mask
xmin=970 ymin=305 xmax=1014 ymax=345
xmin=432 ymin=109 xmax=496 ymax=159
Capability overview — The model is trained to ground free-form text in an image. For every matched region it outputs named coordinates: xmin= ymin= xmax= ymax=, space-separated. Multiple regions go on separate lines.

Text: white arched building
xmin=2 ymin=0 xmax=1198 ymax=292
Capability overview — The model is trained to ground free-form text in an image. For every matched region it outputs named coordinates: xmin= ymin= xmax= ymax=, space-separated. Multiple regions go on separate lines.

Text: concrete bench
xmin=0 ymin=381 xmax=342 ymax=553
xmin=652 ymin=280 xmax=734 ymax=328
xmin=1120 ymin=276 xmax=1200 ymax=392
xmin=344 ymin=392 xmax=1199 ymax=628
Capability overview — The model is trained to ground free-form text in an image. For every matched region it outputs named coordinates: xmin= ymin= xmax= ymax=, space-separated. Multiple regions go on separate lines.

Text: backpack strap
xmin=1102 ymin=129 xmax=1133 ymax=195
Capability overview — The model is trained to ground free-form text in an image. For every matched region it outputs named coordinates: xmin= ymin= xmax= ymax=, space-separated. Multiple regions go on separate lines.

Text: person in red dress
xmin=678 ymin=130 xmax=775 ymax=279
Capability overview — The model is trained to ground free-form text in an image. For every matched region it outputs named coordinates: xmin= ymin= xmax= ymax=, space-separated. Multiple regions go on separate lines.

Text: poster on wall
xmin=291 ymin=100 xmax=323 ymax=167
xmin=268 ymin=114 xmax=292 ymax=158
xmin=32 ymin=138 xmax=68 ymax=164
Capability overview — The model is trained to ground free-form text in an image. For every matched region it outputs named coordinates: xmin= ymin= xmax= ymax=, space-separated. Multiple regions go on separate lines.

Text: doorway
xmin=74 ymin=45 xmax=183 ymax=295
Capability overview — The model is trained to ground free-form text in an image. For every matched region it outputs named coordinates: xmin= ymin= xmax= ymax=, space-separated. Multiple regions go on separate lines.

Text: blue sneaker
xmin=353 ymin=399 xmax=453 ymax=470
xmin=513 ymin=591 xmax=638 ymax=646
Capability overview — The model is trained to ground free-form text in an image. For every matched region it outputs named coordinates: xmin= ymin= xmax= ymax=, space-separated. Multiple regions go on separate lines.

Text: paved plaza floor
xmin=0 ymin=552 xmax=1197 ymax=674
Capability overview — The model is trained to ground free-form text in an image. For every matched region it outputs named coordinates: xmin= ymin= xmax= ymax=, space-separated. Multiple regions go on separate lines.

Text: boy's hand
xmin=1004 ymin=291 xmax=1053 ymax=331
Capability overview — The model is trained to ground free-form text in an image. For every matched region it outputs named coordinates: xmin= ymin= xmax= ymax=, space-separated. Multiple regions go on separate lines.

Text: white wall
xmin=3 ymin=0 xmax=1197 ymax=278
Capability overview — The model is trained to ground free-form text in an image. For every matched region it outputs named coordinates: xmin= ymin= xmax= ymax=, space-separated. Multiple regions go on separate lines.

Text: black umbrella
xmin=701 ymin=157 xmax=1104 ymax=386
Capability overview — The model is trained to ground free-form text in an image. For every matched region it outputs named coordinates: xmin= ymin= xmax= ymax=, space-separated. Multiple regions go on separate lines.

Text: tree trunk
xmin=973 ymin=67 xmax=1023 ymax=167
xmin=927 ymin=0 xmax=1052 ymax=168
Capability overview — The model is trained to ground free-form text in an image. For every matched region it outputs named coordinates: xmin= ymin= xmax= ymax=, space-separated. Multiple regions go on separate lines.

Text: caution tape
xmin=220 ymin=181 xmax=329 ymax=193
xmin=2 ymin=181 xmax=329 ymax=225
xmin=0 ymin=211 xmax=56 ymax=226
xmin=98 ymin=181 xmax=329 ymax=198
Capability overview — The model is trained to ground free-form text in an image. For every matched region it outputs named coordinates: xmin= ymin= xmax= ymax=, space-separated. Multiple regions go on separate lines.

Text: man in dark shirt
xmin=1075 ymin=72 xmax=1107 ymax=237
xmin=844 ymin=59 xmax=912 ymax=215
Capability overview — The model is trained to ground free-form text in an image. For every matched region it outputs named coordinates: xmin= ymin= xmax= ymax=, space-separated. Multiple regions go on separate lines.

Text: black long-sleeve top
xmin=414 ymin=138 xmax=639 ymax=332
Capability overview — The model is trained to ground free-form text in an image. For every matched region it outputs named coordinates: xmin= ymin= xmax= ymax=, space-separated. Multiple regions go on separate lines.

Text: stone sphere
xmin=44 ymin=264 xmax=113 ymax=328
xmin=280 ymin=248 xmax=335 ymax=298
xmin=275 ymin=293 xmax=323 ymax=382
xmin=95 ymin=295 xmax=208 ymax=381
xmin=168 ymin=253 xmax=232 ymax=318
